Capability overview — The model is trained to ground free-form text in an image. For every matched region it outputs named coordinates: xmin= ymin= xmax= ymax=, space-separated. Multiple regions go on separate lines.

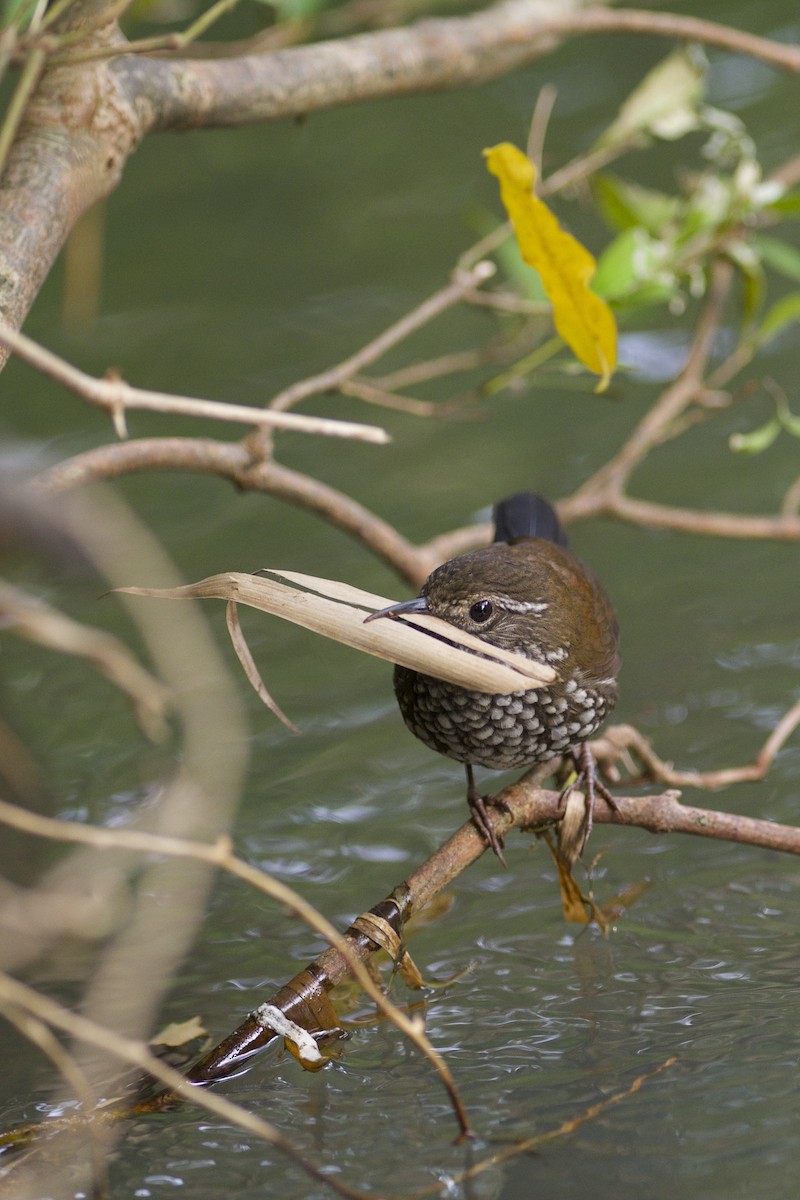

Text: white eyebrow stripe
xmin=499 ymin=599 xmax=549 ymax=614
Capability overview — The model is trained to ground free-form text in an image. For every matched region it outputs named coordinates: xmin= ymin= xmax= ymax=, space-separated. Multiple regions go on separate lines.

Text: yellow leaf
xmin=484 ymin=142 xmax=617 ymax=392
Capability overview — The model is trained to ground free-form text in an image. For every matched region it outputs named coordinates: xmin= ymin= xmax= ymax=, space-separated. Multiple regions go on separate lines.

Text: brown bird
xmin=365 ymin=492 xmax=620 ymax=859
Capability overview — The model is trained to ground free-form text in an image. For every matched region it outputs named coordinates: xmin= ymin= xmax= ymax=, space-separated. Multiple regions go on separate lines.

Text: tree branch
xmin=4 ymin=0 xmax=797 ymax=355
xmin=103 ymin=2 xmax=800 ymax=133
xmin=162 ymin=767 xmax=800 ymax=1085
xmin=34 ymin=441 xmax=432 ymax=585
xmin=0 ymin=321 xmax=390 ymax=444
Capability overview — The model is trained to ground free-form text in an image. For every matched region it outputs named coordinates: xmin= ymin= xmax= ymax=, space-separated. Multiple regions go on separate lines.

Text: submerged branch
xmin=2 ymin=699 xmax=797 ymax=1166
xmin=0 ymin=972 xmax=377 ymax=1200
xmin=123 ymin=770 xmax=800 ymax=1087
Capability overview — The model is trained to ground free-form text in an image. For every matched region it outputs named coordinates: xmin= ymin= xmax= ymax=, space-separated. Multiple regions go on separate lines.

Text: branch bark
xmin=177 ymin=768 xmax=800 ymax=1086
xmin=4 ymin=0 xmax=798 ymax=359
xmin=0 ymin=0 xmax=585 ymax=355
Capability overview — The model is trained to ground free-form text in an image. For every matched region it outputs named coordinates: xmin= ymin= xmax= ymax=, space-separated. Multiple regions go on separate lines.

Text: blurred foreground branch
xmin=1 ymin=720 xmax=797 ymax=1182
xmin=3 ymin=704 xmax=799 ymax=1076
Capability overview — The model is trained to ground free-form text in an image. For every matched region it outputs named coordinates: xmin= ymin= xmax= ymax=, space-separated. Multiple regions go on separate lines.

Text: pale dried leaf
xmin=558 ymin=788 xmax=590 ymax=867
xmin=225 ymin=600 xmax=300 ymax=732
xmin=270 ymin=568 xmax=555 ymax=683
xmin=150 ymin=1016 xmax=207 ymax=1049
xmin=119 ymin=571 xmax=556 ymax=695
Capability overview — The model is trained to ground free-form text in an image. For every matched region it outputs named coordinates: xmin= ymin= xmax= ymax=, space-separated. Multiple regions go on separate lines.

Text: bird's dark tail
xmin=493 ymin=492 xmax=568 ymax=548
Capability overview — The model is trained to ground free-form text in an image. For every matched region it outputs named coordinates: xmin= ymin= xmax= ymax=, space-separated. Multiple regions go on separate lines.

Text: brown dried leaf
xmin=552 ymin=851 xmax=593 ymax=926
xmin=596 ymin=879 xmax=652 ymax=924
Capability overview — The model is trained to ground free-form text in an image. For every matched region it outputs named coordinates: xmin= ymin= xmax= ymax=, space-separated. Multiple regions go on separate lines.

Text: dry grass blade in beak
xmin=117 ymin=570 xmax=555 ymax=697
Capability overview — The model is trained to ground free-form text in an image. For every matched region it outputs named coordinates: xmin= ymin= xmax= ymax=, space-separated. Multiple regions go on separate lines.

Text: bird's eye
xmin=469 ymin=599 xmax=494 ymax=623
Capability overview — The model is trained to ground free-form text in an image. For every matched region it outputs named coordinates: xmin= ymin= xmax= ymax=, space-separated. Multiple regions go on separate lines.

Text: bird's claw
xmin=468 ymin=792 xmax=508 ymax=866
xmin=558 ymin=742 xmax=618 ymax=849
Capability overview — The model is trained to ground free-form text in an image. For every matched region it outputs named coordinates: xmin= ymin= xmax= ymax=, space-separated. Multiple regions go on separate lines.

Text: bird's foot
xmin=467 ymin=792 xmax=509 ymax=866
xmin=558 ymin=742 xmax=618 ymax=853
xmin=465 ymin=765 xmax=508 ymax=865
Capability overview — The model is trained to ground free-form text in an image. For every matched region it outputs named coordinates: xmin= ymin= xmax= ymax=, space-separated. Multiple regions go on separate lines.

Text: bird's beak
xmin=364 ymin=595 xmax=430 ymax=623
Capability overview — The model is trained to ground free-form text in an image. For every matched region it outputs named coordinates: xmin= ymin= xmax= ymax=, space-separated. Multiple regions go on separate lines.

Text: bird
xmin=365 ymin=492 xmax=620 ymax=860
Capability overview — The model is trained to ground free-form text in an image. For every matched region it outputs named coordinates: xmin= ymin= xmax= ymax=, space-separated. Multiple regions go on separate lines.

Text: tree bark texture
xmin=0 ymin=0 xmax=587 ymax=358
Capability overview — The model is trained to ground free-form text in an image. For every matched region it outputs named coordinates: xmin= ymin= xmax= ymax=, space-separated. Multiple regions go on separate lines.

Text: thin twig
xmin=527 ymin=82 xmax=558 ymax=178
xmin=0 ymin=798 xmax=474 ymax=1139
xmin=51 ymin=0 xmax=243 ymax=63
xmin=407 ymin=1056 xmax=678 ymax=1197
xmin=593 ymin=703 xmax=800 ymax=790
xmin=263 ymin=262 xmax=495 ymax=417
xmin=569 ymin=258 xmax=733 ymax=507
xmin=371 ymin=329 xmax=539 ymax=391
xmin=340 ymin=376 xmax=440 ymax=417
xmin=550 ymin=256 xmax=800 ymax=541
xmin=0 ymin=322 xmax=389 ymax=445
xmin=0 ymin=578 xmax=170 ymax=741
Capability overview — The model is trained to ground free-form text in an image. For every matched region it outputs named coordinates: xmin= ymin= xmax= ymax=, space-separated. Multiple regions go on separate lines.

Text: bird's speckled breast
xmin=393 ymin=665 xmax=615 ymax=770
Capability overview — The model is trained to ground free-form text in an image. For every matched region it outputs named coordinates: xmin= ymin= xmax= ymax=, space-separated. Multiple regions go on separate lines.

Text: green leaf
xmin=729 ymin=417 xmax=782 ymax=454
xmin=593 ymin=227 xmax=675 ymax=307
xmin=593 ymin=174 xmax=681 ymax=236
xmin=752 ymin=234 xmax=800 ymax=284
xmin=596 ymin=45 xmax=707 ymax=149
xmin=755 ymin=291 xmax=800 ymax=345
xmin=766 ymin=189 xmax=800 ymax=216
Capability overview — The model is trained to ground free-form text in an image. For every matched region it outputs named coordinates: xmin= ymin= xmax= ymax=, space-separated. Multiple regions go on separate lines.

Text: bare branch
xmin=34 ymin=440 xmax=434 ymax=585
xmin=593 ymin=705 xmax=800 ymax=791
xmin=0 ymin=321 xmax=390 ymax=444
xmin=118 ymin=2 xmax=800 ymax=136
xmin=543 ymin=7 xmax=800 ymax=72
xmin=548 ymin=260 xmax=800 ymax=541
xmin=262 ymin=261 xmax=495 ymax=417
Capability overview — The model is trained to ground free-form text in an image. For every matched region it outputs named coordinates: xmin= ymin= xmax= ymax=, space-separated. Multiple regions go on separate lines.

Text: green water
xmin=2 ymin=2 xmax=800 ymax=1196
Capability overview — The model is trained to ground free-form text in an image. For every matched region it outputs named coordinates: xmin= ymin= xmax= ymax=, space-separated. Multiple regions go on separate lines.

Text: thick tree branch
xmin=34 ymin=440 xmax=431 ymax=585
xmin=3 ymin=0 xmax=797 ymax=357
xmin=111 ymin=0 xmax=568 ymax=131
